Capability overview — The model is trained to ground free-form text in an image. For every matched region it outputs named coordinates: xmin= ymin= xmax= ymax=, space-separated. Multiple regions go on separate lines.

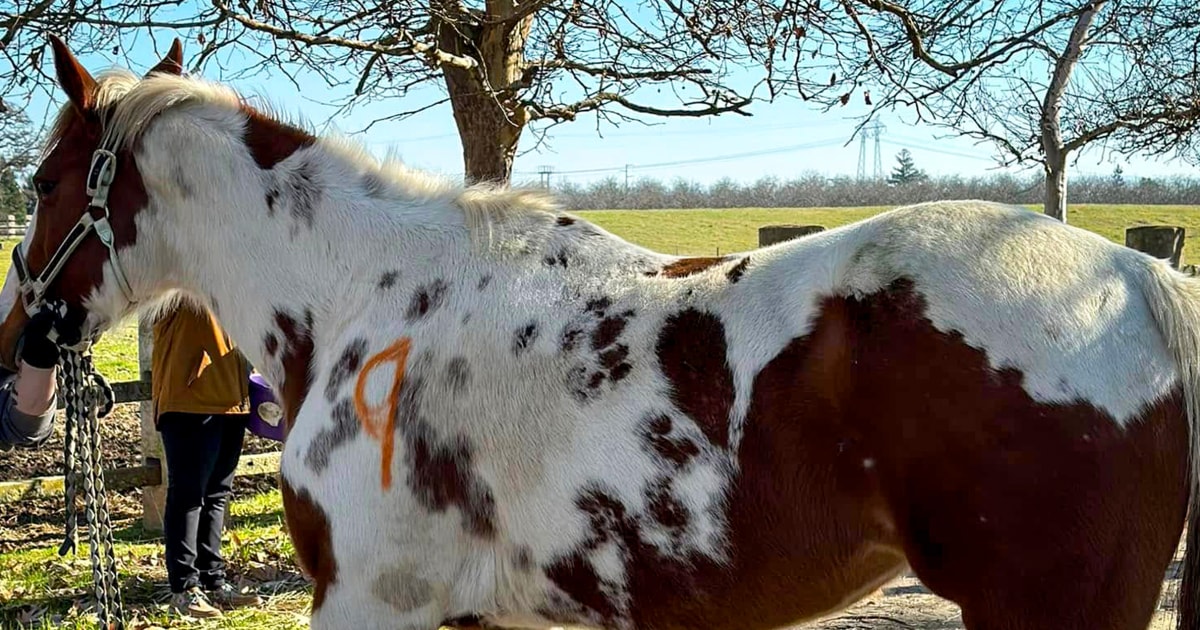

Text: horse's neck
xmin=168 ymin=190 xmax=465 ymax=387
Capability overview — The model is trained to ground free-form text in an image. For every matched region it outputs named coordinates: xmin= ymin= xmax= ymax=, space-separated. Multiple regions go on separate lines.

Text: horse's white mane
xmin=51 ymin=68 xmax=559 ymax=235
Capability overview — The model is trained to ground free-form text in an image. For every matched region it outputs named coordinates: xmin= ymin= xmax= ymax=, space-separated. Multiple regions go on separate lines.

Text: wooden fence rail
xmin=0 ymin=374 xmax=281 ymax=514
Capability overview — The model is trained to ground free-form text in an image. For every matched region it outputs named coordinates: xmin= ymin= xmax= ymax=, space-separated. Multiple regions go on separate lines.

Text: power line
xmin=359 ymin=119 xmax=844 ymax=149
xmin=881 ymin=135 xmax=996 ymax=162
xmin=513 ymin=136 xmax=848 ymax=177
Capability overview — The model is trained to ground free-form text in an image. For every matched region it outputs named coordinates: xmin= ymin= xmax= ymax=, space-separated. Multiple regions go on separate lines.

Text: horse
xmin=6 ymin=35 xmax=1200 ymax=630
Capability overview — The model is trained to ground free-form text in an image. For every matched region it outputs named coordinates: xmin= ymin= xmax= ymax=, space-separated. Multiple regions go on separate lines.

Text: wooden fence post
xmin=759 ymin=224 xmax=826 ymax=247
xmin=137 ymin=315 xmax=166 ymax=532
xmin=1125 ymin=225 xmax=1185 ymax=270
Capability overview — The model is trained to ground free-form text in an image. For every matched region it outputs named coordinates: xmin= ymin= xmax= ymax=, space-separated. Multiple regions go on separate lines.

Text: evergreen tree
xmin=1111 ymin=165 xmax=1126 ymax=188
xmin=0 ymin=167 xmax=22 ymax=217
xmin=888 ymin=149 xmax=928 ymax=185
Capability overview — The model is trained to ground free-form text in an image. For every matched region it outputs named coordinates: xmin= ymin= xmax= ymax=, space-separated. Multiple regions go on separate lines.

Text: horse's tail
xmin=1140 ymin=259 xmax=1200 ymax=630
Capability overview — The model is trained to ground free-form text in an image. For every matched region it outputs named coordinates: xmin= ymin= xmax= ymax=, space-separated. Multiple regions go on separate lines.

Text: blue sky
xmin=20 ymin=28 xmax=1200 ymax=188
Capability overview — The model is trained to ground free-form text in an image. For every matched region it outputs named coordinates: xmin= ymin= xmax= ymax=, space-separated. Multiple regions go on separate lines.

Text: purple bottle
xmin=247 ymin=373 xmax=286 ymax=441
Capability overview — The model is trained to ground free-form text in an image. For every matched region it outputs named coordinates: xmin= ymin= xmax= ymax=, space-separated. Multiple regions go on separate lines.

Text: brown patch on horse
xmin=640 ymin=414 xmax=700 ymax=468
xmin=280 ymin=478 xmax=337 ymax=611
xmin=395 ymin=373 xmax=497 ymax=538
xmin=377 ymin=270 xmax=400 ymax=290
xmin=405 ymin=416 xmax=498 ymax=539
xmin=651 ymin=257 xmax=729 ymax=279
xmin=304 ymin=399 xmax=361 ymax=473
xmin=325 ymin=338 xmax=368 ymax=402
xmin=406 ymin=279 xmax=450 ymax=322
xmin=655 ymin=309 xmax=735 ymax=450
xmin=241 ymin=105 xmax=316 ymax=169
xmin=274 ymin=309 xmax=315 ymax=431
xmin=726 ymin=257 xmax=750 ymax=283
xmin=513 ymin=321 xmax=539 ymax=355
xmin=548 ymin=278 xmax=1188 ymax=630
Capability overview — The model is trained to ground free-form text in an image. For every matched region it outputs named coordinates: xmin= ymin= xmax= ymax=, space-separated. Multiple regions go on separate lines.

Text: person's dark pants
xmin=158 ymin=411 xmax=248 ymax=594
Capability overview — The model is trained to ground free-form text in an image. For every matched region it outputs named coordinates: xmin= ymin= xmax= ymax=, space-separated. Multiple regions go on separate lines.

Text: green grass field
xmin=3 ymin=203 xmax=1200 ymax=628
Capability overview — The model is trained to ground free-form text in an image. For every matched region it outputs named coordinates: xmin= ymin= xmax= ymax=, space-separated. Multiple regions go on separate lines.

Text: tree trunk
xmin=435 ymin=6 xmax=534 ymax=185
xmin=1044 ymin=155 xmax=1068 ymax=223
xmin=1038 ymin=0 xmax=1105 ymax=224
xmin=441 ymin=68 xmax=524 ymax=185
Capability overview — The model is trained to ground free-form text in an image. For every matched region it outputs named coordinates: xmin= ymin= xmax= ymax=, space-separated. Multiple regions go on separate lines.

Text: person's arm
xmin=0 ymin=311 xmax=60 ymax=450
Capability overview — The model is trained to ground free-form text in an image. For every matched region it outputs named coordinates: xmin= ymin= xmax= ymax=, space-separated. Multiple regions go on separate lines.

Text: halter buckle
xmin=86 ymin=149 xmax=117 ymax=209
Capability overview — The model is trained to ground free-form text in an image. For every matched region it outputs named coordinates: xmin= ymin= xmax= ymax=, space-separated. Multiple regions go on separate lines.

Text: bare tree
xmin=0 ymin=0 xmax=850 ymax=184
xmin=0 ymin=101 xmax=40 ymax=173
xmin=805 ymin=0 xmax=1200 ymax=223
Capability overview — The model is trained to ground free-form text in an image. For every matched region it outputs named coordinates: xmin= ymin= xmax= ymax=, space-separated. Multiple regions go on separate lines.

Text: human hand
xmin=19 ymin=308 xmax=68 ymax=369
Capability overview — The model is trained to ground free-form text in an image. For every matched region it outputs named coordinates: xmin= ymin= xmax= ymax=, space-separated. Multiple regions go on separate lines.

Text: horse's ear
xmin=48 ymin=34 xmax=96 ymax=114
xmin=146 ymin=38 xmax=184 ymax=77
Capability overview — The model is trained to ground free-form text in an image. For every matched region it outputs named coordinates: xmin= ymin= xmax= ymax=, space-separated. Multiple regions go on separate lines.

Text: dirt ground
xmin=0 ymin=402 xmax=281 ymax=555
xmin=809 ymin=561 xmax=1181 ymax=629
xmin=1 ymin=405 xmax=1187 ymax=629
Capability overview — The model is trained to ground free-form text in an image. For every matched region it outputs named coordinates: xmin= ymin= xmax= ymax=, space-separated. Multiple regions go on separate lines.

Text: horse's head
xmin=0 ymin=36 xmax=185 ymax=369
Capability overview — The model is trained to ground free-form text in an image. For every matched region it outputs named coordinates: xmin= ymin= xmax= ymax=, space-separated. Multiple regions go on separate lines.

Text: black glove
xmin=18 ymin=309 xmax=64 ymax=369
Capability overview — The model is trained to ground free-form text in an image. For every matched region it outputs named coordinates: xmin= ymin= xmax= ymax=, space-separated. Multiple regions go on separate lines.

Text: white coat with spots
xmin=16 ymin=56 xmax=1200 ymax=630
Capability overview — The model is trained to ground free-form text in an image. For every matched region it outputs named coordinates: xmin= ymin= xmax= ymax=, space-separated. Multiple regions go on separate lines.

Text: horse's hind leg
xmin=945 ymin=527 xmax=1180 ymax=630
xmin=891 ymin=397 xmax=1189 ymax=630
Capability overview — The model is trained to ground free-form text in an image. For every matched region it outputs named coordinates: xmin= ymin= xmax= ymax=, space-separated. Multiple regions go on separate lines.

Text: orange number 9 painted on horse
xmin=353 ymin=337 xmax=412 ymax=490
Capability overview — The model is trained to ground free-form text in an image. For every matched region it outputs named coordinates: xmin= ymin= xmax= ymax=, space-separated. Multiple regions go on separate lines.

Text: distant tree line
xmin=550 ymin=170 xmax=1200 ymax=211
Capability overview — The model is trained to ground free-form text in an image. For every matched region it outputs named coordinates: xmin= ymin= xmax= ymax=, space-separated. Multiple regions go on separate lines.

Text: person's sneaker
xmin=169 ymin=586 xmax=223 ymax=618
xmin=205 ymin=582 xmax=263 ymax=609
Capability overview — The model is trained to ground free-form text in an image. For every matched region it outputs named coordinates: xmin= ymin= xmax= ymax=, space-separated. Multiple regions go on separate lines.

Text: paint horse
xmin=6 ymin=36 xmax=1200 ymax=630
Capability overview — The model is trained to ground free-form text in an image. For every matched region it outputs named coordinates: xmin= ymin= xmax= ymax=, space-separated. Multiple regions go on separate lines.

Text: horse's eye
xmin=34 ymin=179 xmax=56 ymax=196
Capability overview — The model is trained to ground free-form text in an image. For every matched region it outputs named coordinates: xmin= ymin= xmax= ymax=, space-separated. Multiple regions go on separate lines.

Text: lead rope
xmin=50 ymin=305 xmax=124 ymax=629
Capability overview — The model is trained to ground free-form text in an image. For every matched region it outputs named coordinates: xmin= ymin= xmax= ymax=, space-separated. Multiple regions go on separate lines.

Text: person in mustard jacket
xmin=152 ymin=302 xmax=263 ymax=618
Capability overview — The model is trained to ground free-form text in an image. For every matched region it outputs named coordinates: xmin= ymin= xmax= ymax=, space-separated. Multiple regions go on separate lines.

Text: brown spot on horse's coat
xmin=654 ymin=256 xmax=730 ymax=278
xmin=544 ymin=486 xmax=630 ymax=623
xmin=556 ymin=215 xmax=576 ymax=226
xmin=283 ymin=159 xmax=320 ymax=230
xmin=377 ymin=271 xmax=399 ymax=290
xmin=644 ymin=479 xmax=689 ymax=530
xmin=444 ymin=357 xmax=472 ymax=393
xmin=263 ymin=332 xmax=279 ymax=357
xmin=326 ymin=338 xmax=368 ymax=402
xmin=274 ymin=309 xmax=315 ymax=431
xmin=398 ymin=376 xmax=496 ymax=538
xmin=305 ymin=399 xmax=361 ymax=473
xmin=513 ymin=322 xmax=539 ymax=355
xmin=656 ymin=308 xmax=735 ymax=450
xmin=513 ymin=546 xmax=534 ymax=572
xmin=726 ymin=257 xmax=750 ymax=283
xmin=640 ymin=414 xmax=700 ymax=468
xmin=586 ymin=297 xmax=612 ymax=314
xmin=406 ymin=279 xmax=449 ymax=322
xmin=407 ymin=420 xmax=497 ymax=538
xmin=591 ymin=314 xmax=629 ymax=350
xmin=280 ymin=478 xmax=336 ymax=611
xmin=241 ymin=105 xmax=316 ymax=169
